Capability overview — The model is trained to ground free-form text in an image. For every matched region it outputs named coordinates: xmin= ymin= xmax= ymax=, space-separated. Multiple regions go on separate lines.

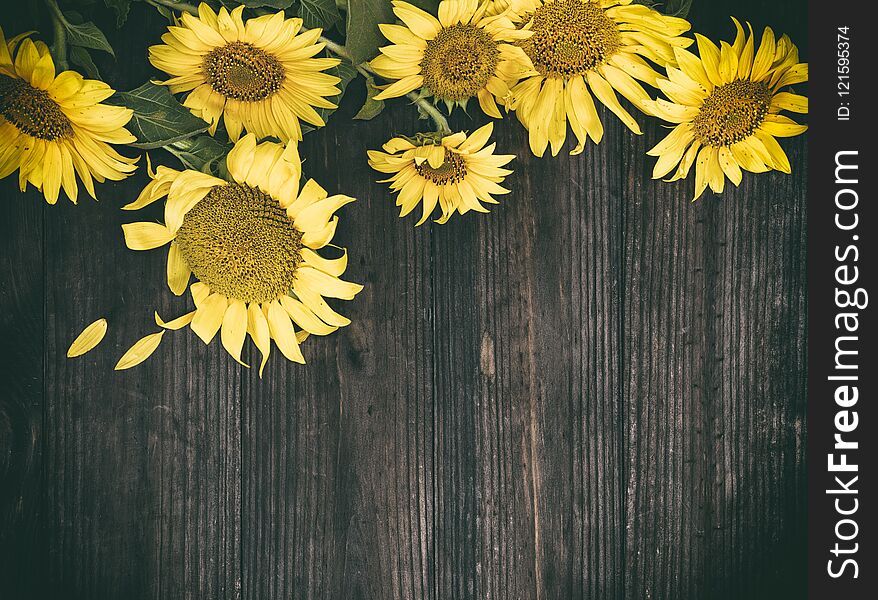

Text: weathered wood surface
xmin=0 ymin=1 xmax=807 ymax=598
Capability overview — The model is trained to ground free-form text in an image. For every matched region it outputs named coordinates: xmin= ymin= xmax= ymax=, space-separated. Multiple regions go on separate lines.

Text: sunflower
xmin=0 ymin=28 xmax=136 ymax=204
xmin=506 ymin=0 xmax=692 ymax=157
xmin=370 ymin=0 xmax=536 ymax=117
xmin=149 ymin=2 xmax=341 ymax=142
xmin=120 ymin=134 xmax=363 ymax=373
xmin=367 ymin=123 xmax=513 ymax=225
xmin=647 ymin=20 xmax=808 ymax=200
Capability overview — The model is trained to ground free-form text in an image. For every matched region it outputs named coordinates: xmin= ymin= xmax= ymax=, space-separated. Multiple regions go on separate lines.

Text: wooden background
xmin=0 ymin=1 xmax=808 ymax=598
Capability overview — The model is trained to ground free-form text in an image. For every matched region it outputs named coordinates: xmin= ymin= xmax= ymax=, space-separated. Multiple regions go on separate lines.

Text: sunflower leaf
xmin=165 ymin=135 xmax=232 ymax=176
xmin=407 ymin=0 xmax=440 ymax=11
xmin=345 ymin=0 xmax=395 ymax=65
xmin=633 ymin=0 xmax=693 ymax=18
xmin=68 ymin=46 xmax=101 ymax=79
xmin=353 ymin=75 xmax=385 ymax=120
xmin=233 ymin=0 xmax=296 ymax=8
xmin=61 ymin=15 xmax=115 ymax=56
xmin=110 ymin=82 xmax=209 ymax=149
xmin=103 ymin=0 xmax=131 ymax=27
xmin=298 ymin=0 xmax=342 ymax=30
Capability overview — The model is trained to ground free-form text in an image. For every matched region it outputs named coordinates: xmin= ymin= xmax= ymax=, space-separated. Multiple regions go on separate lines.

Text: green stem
xmin=44 ymin=0 xmax=69 ymax=70
xmin=320 ymin=35 xmax=351 ymax=62
xmin=145 ymin=0 xmax=199 ymax=15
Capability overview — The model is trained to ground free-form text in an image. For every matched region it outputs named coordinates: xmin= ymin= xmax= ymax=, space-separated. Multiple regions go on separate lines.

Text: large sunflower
xmin=367 ymin=123 xmax=513 ymax=225
xmin=370 ymin=0 xmax=536 ymax=117
xmin=507 ymin=0 xmax=692 ymax=157
xmin=0 ymin=28 xmax=136 ymax=204
xmin=648 ymin=20 xmax=808 ymax=200
xmin=149 ymin=2 xmax=341 ymax=142
xmin=120 ymin=134 xmax=362 ymax=373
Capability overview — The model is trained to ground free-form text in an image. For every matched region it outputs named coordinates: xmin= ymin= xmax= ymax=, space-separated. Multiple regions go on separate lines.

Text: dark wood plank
xmin=37 ymin=174 xmax=242 ymax=600
xmin=471 ymin=112 xmax=625 ymax=599
xmin=621 ymin=1 xmax=808 ymax=598
xmin=0 ymin=181 xmax=45 ymax=599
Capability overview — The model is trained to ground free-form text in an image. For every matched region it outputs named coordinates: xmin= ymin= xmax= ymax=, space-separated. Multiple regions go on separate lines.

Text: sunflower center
xmin=175 ymin=183 xmax=304 ymax=304
xmin=420 ymin=23 xmax=500 ymax=101
xmin=414 ymin=149 xmax=468 ymax=185
xmin=693 ymin=79 xmax=771 ymax=147
xmin=0 ymin=74 xmax=73 ymax=140
xmin=520 ymin=0 xmax=621 ymax=78
xmin=203 ymin=42 xmax=285 ymax=102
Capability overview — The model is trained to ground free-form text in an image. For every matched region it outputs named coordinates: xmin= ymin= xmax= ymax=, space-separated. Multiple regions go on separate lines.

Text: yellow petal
xmin=166 ymin=242 xmax=191 ymax=295
xmin=293 ymin=195 xmax=355 ymax=233
xmin=760 ymin=117 xmax=808 ymax=138
xmin=294 ymin=286 xmax=351 ymax=328
xmin=155 ymin=310 xmax=196 ymax=330
xmin=221 ymin=299 xmax=249 ymax=366
xmin=695 ymin=34 xmax=723 ymax=87
xmin=67 ymin=318 xmax=108 ymax=358
xmin=586 ymin=71 xmax=641 ymax=134
xmin=114 ymin=331 xmax=165 ymax=370
xmin=280 ymin=295 xmax=337 ymax=336
xmin=295 ymin=266 xmax=363 ymax=300
xmin=753 ymin=130 xmax=791 ymax=173
xmin=717 ymin=146 xmax=743 ymax=186
xmin=247 ymin=303 xmax=272 ymax=376
xmin=770 ymin=91 xmax=808 ymax=114
xmin=191 ymin=293 xmax=228 ymax=344
xmin=122 ymin=222 xmax=174 ymax=250
xmin=300 ymin=247 xmax=347 ymax=277
xmin=751 ymin=27 xmax=776 ymax=81
xmin=225 ymin=132 xmax=257 ymax=182
xmin=718 ymin=41 xmax=738 ymax=84
xmin=393 ymin=3 xmax=441 ymax=40
xmin=191 ymin=281 xmax=210 ymax=307
xmin=266 ymin=300 xmax=305 ymax=364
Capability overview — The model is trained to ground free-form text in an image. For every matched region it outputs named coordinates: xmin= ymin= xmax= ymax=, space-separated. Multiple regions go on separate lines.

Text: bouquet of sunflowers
xmin=2 ymin=0 xmax=807 ymax=372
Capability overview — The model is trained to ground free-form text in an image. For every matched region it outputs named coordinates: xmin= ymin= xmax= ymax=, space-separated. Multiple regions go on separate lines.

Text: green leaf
xmin=68 ymin=45 xmax=101 ymax=79
xmin=104 ymin=0 xmax=131 ymax=27
xmin=233 ymin=0 xmax=295 ymax=8
xmin=110 ymin=82 xmax=209 ymax=149
xmin=634 ymin=0 xmax=693 ymax=18
xmin=61 ymin=14 xmax=115 ymax=56
xmin=345 ymin=0 xmax=395 ymax=65
xmin=406 ymin=0 xmax=439 ymax=12
xmin=299 ymin=0 xmax=342 ymax=30
xmin=302 ymin=60 xmax=358 ymax=134
xmin=353 ymin=75 xmax=385 ymax=120
xmin=165 ymin=135 xmax=232 ymax=175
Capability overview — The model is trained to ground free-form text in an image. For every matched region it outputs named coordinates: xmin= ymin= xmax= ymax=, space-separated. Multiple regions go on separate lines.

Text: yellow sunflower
xmin=648 ymin=20 xmax=808 ymax=200
xmin=0 ymin=27 xmax=136 ymax=204
xmin=367 ymin=123 xmax=513 ymax=225
xmin=506 ymin=0 xmax=692 ymax=157
xmin=370 ymin=0 xmax=536 ymax=117
xmin=149 ymin=2 xmax=341 ymax=142
xmin=120 ymin=134 xmax=363 ymax=373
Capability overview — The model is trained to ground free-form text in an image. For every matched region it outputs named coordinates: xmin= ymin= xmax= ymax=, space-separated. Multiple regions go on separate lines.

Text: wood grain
xmin=0 ymin=1 xmax=808 ymax=598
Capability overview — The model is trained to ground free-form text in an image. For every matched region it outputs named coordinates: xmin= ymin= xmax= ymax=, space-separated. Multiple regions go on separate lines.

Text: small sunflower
xmin=648 ymin=20 xmax=808 ymax=200
xmin=0 ymin=27 xmax=136 ymax=204
xmin=149 ymin=2 xmax=341 ymax=142
xmin=367 ymin=123 xmax=513 ymax=225
xmin=507 ymin=0 xmax=693 ymax=157
xmin=121 ymin=134 xmax=362 ymax=373
xmin=370 ymin=0 xmax=536 ymax=117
